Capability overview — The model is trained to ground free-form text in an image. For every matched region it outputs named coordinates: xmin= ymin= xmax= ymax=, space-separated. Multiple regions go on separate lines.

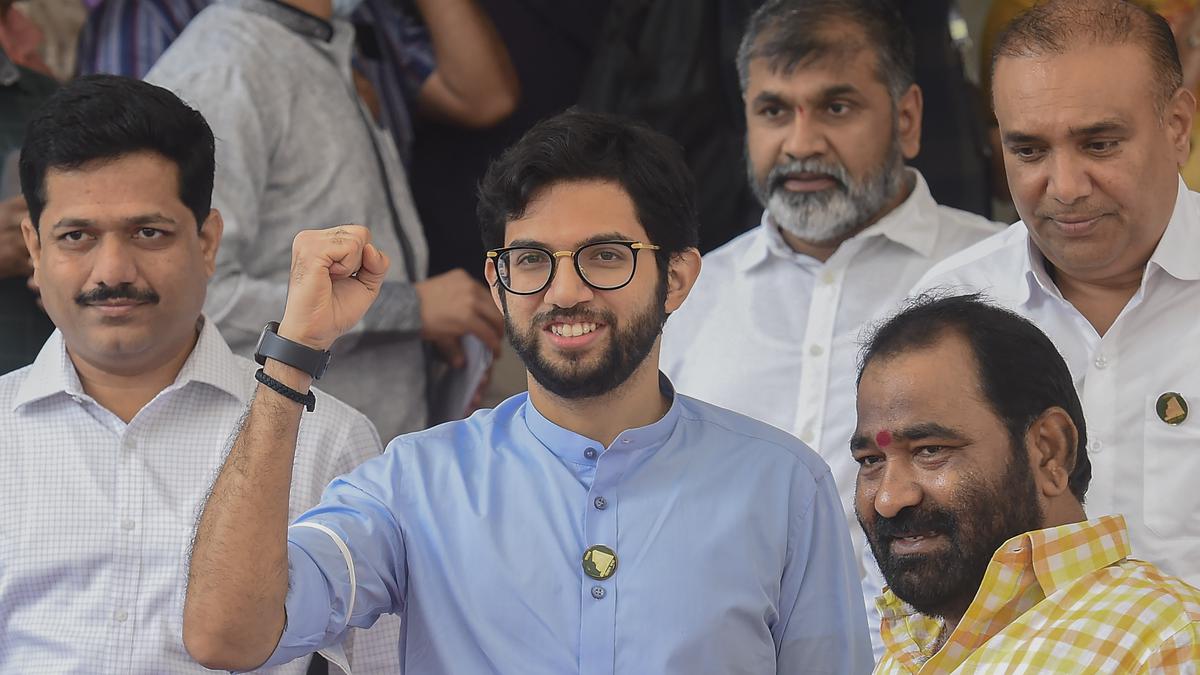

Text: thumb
xmin=357 ymin=243 xmax=390 ymax=291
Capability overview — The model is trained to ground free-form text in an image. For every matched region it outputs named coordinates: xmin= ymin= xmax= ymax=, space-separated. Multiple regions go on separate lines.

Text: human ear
xmin=198 ymin=209 xmax=224 ymax=278
xmin=1028 ymin=407 xmax=1078 ymax=498
xmin=1166 ymin=87 xmax=1195 ymax=168
xmin=483 ymin=257 xmax=505 ymax=313
xmin=663 ymin=248 xmax=702 ymax=314
xmin=896 ymin=83 xmax=924 ymax=160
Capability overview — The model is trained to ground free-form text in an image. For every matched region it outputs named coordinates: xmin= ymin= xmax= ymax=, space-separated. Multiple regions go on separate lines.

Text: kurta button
xmin=591 ymin=585 xmax=606 ymax=600
xmin=594 ymin=496 xmax=608 ymax=510
xmin=583 ymin=448 xmax=598 ymax=460
xmin=582 ymin=544 xmax=618 ymax=579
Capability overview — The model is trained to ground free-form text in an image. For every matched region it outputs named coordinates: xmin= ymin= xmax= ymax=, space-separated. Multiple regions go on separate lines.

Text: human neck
xmin=278 ymin=0 xmax=332 ymax=20
xmin=68 ymin=330 xmax=200 ymax=424
xmin=777 ymin=170 xmax=915 ymax=262
xmin=526 ymin=361 xmax=670 ymax=448
xmin=1048 ymin=261 xmax=1145 ymax=337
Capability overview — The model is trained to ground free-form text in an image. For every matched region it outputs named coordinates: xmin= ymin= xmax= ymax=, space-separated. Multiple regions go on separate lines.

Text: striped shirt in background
xmin=875 ymin=515 xmax=1200 ymax=673
xmin=75 ymin=0 xmax=433 ymax=164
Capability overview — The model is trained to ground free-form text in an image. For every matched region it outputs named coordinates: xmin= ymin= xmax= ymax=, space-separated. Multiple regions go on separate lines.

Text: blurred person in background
xmin=144 ymin=0 xmax=517 ymax=440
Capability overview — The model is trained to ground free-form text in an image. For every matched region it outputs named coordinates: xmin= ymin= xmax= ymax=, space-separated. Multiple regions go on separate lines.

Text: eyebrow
xmin=850 ymin=422 xmax=970 ymax=451
xmin=752 ymin=84 xmax=861 ymax=108
xmin=51 ymin=213 xmax=179 ymax=231
xmin=507 ymin=231 xmax=637 ymax=249
xmin=1002 ymin=118 xmax=1128 ymax=146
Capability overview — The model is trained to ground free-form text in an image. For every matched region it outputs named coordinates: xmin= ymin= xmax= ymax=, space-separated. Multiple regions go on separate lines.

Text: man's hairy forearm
xmin=183 ymin=360 xmax=312 ymax=670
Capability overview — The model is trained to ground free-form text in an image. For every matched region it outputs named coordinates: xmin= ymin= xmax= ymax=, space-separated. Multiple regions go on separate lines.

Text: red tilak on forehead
xmin=875 ymin=430 xmax=893 ymax=447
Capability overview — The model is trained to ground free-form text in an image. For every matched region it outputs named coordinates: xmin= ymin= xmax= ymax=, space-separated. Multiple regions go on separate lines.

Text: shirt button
xmin=809 ymin=344 xmax=824 ymax=357
xmin=1093 ymin=354 xmax=1108 ymax=369
xmin=821 ymin=271 xmax=835 ymax=285
xmin=591 ymin=585 xmax=606 ymax=600
xmin=121 ymin=520 xmax=136 ymax=531
xmin=114 ymin=610 xmax=128 ymax=623
xmin=583 ymin=448 xmax=598 ymax=460
xmin=621 ymin=439 xmax=632 ymax=444
xmin=594 ymin=496 xmax=608 ymax=510
xmin=1090 ymin=439 xmax=1104 ymax=455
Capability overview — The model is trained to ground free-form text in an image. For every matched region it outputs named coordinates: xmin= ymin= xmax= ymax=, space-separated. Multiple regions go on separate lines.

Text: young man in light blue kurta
xmin=180 ymin=110 xmax=873 ymax=675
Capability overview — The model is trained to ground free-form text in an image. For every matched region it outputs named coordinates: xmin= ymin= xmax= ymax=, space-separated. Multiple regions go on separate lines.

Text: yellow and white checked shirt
xmin=875 ymin=516 xmax=1200 ymax=673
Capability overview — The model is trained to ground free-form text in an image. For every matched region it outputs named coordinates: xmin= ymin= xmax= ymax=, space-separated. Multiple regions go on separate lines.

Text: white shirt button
xmin=1093 ymin=354 xmax=1108 ymax=369
xmin=1089 ymin=439 xmax=1104 ymax=455
xmin=114 ymin=610 xmax=128 ymax=623
xmin=820 ymin=271 xmax=836 ymax=285
xmin=121 ymin=520 xmax=136 ymax=531
xmin=809 ymin=344 xmax=824 ymax=357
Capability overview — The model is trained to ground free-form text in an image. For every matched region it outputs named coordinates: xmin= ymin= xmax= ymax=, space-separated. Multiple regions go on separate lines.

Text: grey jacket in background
xmin=147 ymin=0 xmax=430 ymax=441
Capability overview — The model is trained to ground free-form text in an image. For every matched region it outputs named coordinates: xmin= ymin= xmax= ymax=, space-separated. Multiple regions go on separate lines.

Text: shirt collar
xmin=521 ymin=372 xmax=682 ymax=466
xmin=11 ymin=316 xmax=252 ymax=412
xmin=220 ymin=0 xmax=335 ymax=41
xmin=1146 ymin=175 xmax=1200 ymax=282
xmin=876 ymin=515 xmax=1131 ymax=664
xmin=736 ymin=168 xmax=940 ymax=272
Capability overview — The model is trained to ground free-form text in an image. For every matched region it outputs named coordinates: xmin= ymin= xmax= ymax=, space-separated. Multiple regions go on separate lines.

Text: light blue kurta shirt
xmin=265 ymin=377 xmax=873 ymax=674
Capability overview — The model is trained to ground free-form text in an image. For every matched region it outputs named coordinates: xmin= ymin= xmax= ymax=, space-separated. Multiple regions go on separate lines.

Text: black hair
xmin=992 ymin=0 xmax=1182 ymax=117
xmin=859 ymin=292 xmax=1091 ymax=502
xmin=736 ymin=0 xmax=915 ymax=101
xmin=476 ymin=108 xmax=699 ymax=269
xmin=20 ymin=74 xmax=216 ymax=230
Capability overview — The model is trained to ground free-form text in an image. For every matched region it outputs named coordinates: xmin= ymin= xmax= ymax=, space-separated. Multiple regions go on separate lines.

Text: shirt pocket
xmin=1142 ymin=391 xmax=1200 ymax=538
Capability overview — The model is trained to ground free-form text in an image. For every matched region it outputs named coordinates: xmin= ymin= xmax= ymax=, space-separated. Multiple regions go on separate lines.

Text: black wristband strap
xmin=255 ymin=368 xmax=316 ymax=412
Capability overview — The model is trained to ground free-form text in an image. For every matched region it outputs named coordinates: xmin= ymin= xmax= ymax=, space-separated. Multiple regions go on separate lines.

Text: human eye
xmin=913 ymin=445 xmax=948 ymax=459
xmin=57 ymin=230 xmax=93 ymax=247
xmin=135 ymin=227 xmax=166 ymax=239
xmin=514 ymin=250 xmax=549 ymax=267
xmin=827 ymin=100 xmax=853 ymax=116
xmin=1008 ymin=145 xmax=1046 ymax=162
xmin=1085 ymin=139 xmax=1119 ymax=155
xmin=587 ymin=245 xmax=631 ymax=265
xmin=853 ymin=453 xmax=883 ymax=468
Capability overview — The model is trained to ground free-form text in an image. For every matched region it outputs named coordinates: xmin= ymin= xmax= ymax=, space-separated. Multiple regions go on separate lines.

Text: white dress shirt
xmin=662 ymin=169 xmax=1001 ymax=596
xmin=914 ymin=176 xmax=1200 ymax=589
xmin=0 ymin=318 xmax=398 ymax=673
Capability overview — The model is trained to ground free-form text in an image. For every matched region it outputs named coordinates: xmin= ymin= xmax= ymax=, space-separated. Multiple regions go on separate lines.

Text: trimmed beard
xmin=858 ymin=447 xmax=1045 ymax=619
xmin=748 ymin=126 xmax=906 ymax=245
xmin=503 ymin=275 xmax=668 ymax=400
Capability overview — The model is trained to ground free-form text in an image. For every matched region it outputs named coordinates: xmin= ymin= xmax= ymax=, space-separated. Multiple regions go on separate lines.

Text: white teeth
xmin=551 ymin=322 xmax=597 ymax=337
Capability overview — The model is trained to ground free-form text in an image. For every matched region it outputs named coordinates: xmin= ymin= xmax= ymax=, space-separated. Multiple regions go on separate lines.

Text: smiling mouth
xmin=547 ymin=321 xmax=600 ymax=337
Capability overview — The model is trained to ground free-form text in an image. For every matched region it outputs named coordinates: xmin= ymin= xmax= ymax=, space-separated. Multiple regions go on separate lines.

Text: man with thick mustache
xmin=0 ymin=75 xmax=398 ymax=672
xmin=177 ymin=109 xmax=873 ymax=674
xmin=916 ymin=0 xmax=1200 ymax=590
xmin=660 ymin=0 xmax=1001 ymax=650
xmin=852 ymin=293 xmax=1200 ymax=672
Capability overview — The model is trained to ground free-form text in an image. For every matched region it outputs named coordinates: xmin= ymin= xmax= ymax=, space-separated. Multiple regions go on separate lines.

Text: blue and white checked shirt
xmin=0 ymin=318 xmax=398 ymax=673
xmin=265 ymin=377 xmax=874 ymax=674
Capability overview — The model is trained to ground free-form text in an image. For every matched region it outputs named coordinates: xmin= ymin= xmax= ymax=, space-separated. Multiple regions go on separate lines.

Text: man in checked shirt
xmin=852 ymin=293 xmax=1200 ymax=673
xmin=0 ymin=74 xmax=397 ymax=673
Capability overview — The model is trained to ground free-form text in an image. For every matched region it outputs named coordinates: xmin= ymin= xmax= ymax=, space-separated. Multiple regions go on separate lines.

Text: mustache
xmin=871 ymin=505 xmax=957 ymax=542
xmin=75 ymin=283 xmax=160 ymax=306
xmin=766 ymin=158 xmax=850 ymax=194
xmin=533 ymin=307 xmax=614 ymax=328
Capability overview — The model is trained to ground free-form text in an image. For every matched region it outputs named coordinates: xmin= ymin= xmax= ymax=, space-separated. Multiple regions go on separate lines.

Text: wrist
xmin=276 ymin=319 xmax=334 ymax=352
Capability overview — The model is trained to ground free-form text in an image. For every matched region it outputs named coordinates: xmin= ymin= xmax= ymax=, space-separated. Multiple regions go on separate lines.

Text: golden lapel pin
xmin=1156 ymin=392 xmax=1188 ymax=426
xmin=582 ymin=544 xmax=618 ymax=580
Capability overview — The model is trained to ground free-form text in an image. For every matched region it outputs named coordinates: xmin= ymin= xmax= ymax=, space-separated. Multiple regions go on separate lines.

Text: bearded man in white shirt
xmin=0 ymin=74 xmax=396 ymax=673
xmin=660 ymin=0 xmax=1001 ymax=649
xmin=915 ymin=0 xmax=1200 ymax=589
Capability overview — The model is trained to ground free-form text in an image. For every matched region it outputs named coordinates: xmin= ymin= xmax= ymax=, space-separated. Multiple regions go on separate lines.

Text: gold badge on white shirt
xmin=1156 ymin=392 xmax=1188 ymax=426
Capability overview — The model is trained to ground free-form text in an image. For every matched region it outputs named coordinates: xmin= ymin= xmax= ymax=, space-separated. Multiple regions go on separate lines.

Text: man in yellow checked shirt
xmin=851 ymin=294 xmax=1199 ymax=673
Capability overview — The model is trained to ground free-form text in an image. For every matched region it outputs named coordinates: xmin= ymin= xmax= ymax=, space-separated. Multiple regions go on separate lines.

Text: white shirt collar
xmin=11 ymin=315 xmax=253 ymax=411
xmin=736 ymin=168 xmax=941 ymax=272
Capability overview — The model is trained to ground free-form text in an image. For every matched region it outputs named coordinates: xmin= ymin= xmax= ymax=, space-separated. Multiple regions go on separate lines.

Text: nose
xmin=88 ymin=235 xmax=139 ymax=288
xmin=1045 ymin=151 xmax=1092 ymax=205
xmin=872 ymin=460 xmax=923 ymax=519
xmin=542 ymin=252 xmax=594 ymax=309
xmin=781 ymin=110 xmax=828 ymax=161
